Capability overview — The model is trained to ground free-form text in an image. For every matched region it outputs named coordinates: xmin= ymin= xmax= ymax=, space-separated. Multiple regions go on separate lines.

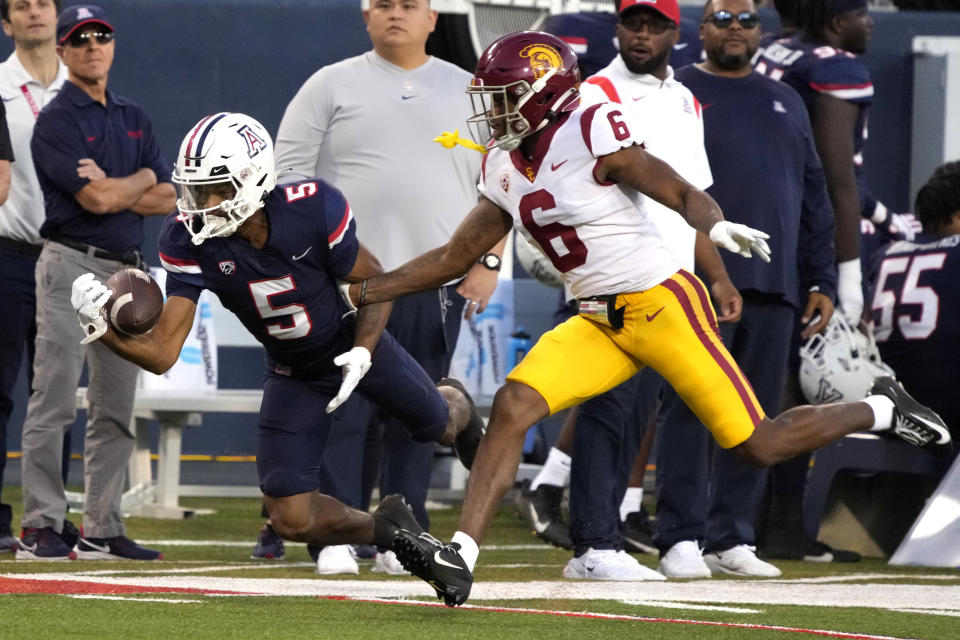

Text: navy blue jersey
xmin=675 ymin=65 xmax=837 ymax=307
xmin=33 ymin=81 xmax=172 ymax=252
xmin=754 ymin=36 xmax=876 ymax=213
xmin=868 ymin=234 xmax=960 ymax=433
xmin=158 ymin=179 xmax=358 ymax=371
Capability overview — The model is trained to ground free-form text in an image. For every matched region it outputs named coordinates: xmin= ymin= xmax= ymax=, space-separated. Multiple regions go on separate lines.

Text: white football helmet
xmin=173 ymin=112 xmax=277 ymax=245
xmin=514 ymin=230 xmax=563 ymax=289
xmin=799 ymin=313 xmax=895 ymax=405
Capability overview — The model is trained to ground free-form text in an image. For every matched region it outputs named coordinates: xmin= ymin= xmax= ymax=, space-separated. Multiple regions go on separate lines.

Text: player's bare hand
xmin=710 ymin=277 xmax=742 ymax=323
xmin=326 ymin=346 xmax=372 ymax=413
xmin=800 ymin=292 xmax=834 ymax=340
xmin=457 ymin=263 xmax=498 ymax=319
xmin=709 ymin=221 xmax=771 ymax=262
xmin=77 ymin=158 xmax=107 ymax=181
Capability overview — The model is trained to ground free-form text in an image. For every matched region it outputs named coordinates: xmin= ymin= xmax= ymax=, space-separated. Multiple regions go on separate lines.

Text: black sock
xmin=372 ymin=516 xmax=396 ymax=550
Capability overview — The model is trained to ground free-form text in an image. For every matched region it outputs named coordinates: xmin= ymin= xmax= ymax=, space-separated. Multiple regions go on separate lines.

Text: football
xmin=514 ymin=231 xmax=563 ymax=289
xmin=103 ymin=268 xmax=164 ymax=336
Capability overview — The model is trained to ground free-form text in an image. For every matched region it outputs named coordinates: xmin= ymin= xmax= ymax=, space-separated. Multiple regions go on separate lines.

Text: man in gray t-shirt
xmin=265 ymin=0 xmax=504 ymax=574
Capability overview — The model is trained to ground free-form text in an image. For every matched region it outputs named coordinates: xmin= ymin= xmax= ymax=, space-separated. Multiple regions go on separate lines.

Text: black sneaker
xmin=393 ymin=529 xmax=472 ymax=607
xmin=869 ymin=376 xmax=953 ymax=458
xmin=804 ymin=541 xmax=861 ymax=563
xmin=374 ymin=494 xmax=424 ymax=538
xmin=621 ymin=509 xmax=657 ymax=555
xmin=74 ymin=536 xmax=163 ymax=560
xmin=15 ymin=527 xmax=75 ymax=561
xmin=437 ymin=378 xmax=485 ymax=470
xmin=514 ymin=479 xmax=572 ymax=549
xmin=60 ymin=519 xmax=80 ymax=548
xmin=251 ymin=523 xmax=285 ymax=560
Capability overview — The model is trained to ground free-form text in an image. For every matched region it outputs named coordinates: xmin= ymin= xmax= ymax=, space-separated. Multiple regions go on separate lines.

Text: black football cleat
xmin=373 ymin=494 xmax=424 ymax=538
xmin=514 ymin=479 xmax=572 ymax=550
xmin=621 ymin=508 xmax=657 ymax=555
xmin=437 ymin=377 xmax=485 ymax=470
xmin=392 ymin=529 xmax=472 ymax=607
xmin=869 ymin=376 xmax=953 ymax=458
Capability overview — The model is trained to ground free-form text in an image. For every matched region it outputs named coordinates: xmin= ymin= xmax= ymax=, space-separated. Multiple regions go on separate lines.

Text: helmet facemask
xmin=173 ymin=113 xmax=277 ymax=245
xmin=466 ymin=66 xmax=561 ymax=151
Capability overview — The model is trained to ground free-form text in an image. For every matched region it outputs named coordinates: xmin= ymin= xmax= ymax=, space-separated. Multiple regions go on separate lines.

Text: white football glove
xmin=709 ymin=221 xmax=772 ymax=263
xmin=325 ymin=346 xmax=372 ymax=413
xmin=836 ymin=259 xmax=864 ymax=326
xmin=71 ymin=272 xmax=111 ymax=344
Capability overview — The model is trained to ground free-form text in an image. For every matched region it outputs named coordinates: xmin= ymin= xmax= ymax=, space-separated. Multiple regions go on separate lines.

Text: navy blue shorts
xmin=256 ymin=330 xmax=449 ymax=497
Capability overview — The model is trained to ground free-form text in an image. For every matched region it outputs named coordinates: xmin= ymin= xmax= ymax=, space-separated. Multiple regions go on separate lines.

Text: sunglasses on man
xmin=704 ymin=11 xmax=760 ymax=29
xmin=66 ymin=31 xmax=114 ymax=47
xmin=620 ymin=13 xmax=676 ymax=35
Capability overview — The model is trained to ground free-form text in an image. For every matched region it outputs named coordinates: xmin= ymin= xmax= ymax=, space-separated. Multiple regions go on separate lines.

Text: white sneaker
xmin=703 ymin=544 xmax=781 ymax=577
xmin=658 ymin=540 xmax=712 ymax=578
xmin=371 ymin=549 xmax=408 ymax=575
xmin=563 ymin=549 xmax=666 ymax=581
xmin=315 ymin=544 xmax=359 ymax=575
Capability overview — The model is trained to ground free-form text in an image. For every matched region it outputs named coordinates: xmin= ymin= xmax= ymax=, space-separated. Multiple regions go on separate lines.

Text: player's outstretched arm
xmin=71 ymin=273 xmax=197 ymax=375
xmin=600 ymin=146 xmax=771 ymax=262
xmin=351 ymin=198 xmax=512 ymax=306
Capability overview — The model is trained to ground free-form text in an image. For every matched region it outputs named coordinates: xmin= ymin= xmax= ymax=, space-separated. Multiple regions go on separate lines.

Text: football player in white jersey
xmin=346 ymin=31 xmax=951 ymax=606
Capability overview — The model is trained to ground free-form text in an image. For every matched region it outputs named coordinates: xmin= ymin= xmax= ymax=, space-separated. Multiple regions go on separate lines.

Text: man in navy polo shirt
xmin=17 ymin=4 xmax=175 ymax=561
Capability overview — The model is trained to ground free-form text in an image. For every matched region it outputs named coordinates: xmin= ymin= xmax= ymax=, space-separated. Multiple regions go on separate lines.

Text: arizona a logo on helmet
xmin=237 ymin=124 xmax=267 ymax=158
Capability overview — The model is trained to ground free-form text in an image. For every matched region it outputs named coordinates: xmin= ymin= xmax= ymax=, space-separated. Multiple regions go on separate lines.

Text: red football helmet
xmin=466 ymin=31 xmax=581 ymax=151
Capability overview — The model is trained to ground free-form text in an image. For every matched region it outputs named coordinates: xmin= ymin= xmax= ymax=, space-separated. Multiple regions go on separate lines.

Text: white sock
xmin=864 ymin=395 xmax=895 ymax=431
xmin=620 ymin=487 xmax=643 ymax=521
xmin=530 ymin=447 xmax=571 ymax=490
xmin=451 ymin=531 xmax=479 ymax=572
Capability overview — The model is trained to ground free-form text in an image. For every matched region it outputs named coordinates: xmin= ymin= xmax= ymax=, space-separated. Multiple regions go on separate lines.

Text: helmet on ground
xmin=173 ymin=112 xmax=276 ymax=245
xmin=466 ymin=31 xmax=580 ymax=151
xmin=799 ymin=313 xmax=895 ymax=404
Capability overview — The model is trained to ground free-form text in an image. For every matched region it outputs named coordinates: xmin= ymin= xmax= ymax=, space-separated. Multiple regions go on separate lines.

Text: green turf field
xmin=1 ymin=488 xmax=958 ymax=640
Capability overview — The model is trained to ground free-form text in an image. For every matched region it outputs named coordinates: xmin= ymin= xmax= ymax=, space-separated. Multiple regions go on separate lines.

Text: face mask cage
xmin=466 ymin=80 xmax=533 ymax=152
xmin=174 ymin=167 xmax=259 ymax=245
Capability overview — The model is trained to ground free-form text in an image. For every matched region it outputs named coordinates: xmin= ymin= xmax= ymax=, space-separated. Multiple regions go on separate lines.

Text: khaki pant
xmin=20 ymin=241 xmax=139 ymax=538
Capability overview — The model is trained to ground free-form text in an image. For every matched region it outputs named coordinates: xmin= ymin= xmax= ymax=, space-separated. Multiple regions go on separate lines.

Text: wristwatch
xmin=479 ymin=253 xmax=502 ymax=271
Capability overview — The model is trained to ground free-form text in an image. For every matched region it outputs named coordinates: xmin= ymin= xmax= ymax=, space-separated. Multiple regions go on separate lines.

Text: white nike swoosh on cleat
xmin=81 ymin=539 xmax=111 ymax=554
xmin=527 ymin=506 xmax=552 ymax=534
xmin=433 ymin=550 xmax=463 ymax=570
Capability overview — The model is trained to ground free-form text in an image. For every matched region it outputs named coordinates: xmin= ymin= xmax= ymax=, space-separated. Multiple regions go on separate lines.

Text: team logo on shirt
xmin=500 ymin=174 xmax=510 ymax=193
xmin=237 ymin=125 xmax=267 ymax=158
xmin=219 ymin=260 xmax=236 ymax=276
xmin=520 ymin=44 xmax=563 ymax=80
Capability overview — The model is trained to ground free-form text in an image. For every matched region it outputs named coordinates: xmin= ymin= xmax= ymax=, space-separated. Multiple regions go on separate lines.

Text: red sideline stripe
xmin=318 ymin=596 xmax=912 ymax=640
xmin=585 ymin=76 xmax=622 ymax=104
xmin=0 ymin=576 xmax=240 ymax=596
xmin=158 ymin=251 xmax=199 ymax=267
xmin=328 ymin=203 xmax=352 ymax=246
xmin=661 ymin=276 xmax=763 ymax=425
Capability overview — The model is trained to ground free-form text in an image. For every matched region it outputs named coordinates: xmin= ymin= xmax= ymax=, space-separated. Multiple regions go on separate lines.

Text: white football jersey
xmin=580 ymin=57 xmax=712 ymax=271
xmin=479 ymin=102 xmax=679 ymax=299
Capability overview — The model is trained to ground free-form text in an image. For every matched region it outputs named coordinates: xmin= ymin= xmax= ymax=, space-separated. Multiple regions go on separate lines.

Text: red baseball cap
xmin=618 ymin=0 xmax=681 ymax=25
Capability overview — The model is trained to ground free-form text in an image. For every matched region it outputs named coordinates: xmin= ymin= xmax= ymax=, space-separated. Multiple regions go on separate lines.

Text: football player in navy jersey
xmin=869 ymin=162 xmax=960 ymax=456
xmin=68 ymin=112 xmax=485 ymax=554
xmin=754 ymin=0 xmax=915 ymax=327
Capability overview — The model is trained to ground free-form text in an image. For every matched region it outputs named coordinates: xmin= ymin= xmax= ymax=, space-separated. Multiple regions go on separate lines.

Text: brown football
xmin=103 ymin=268 xmax=164 ymax=336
